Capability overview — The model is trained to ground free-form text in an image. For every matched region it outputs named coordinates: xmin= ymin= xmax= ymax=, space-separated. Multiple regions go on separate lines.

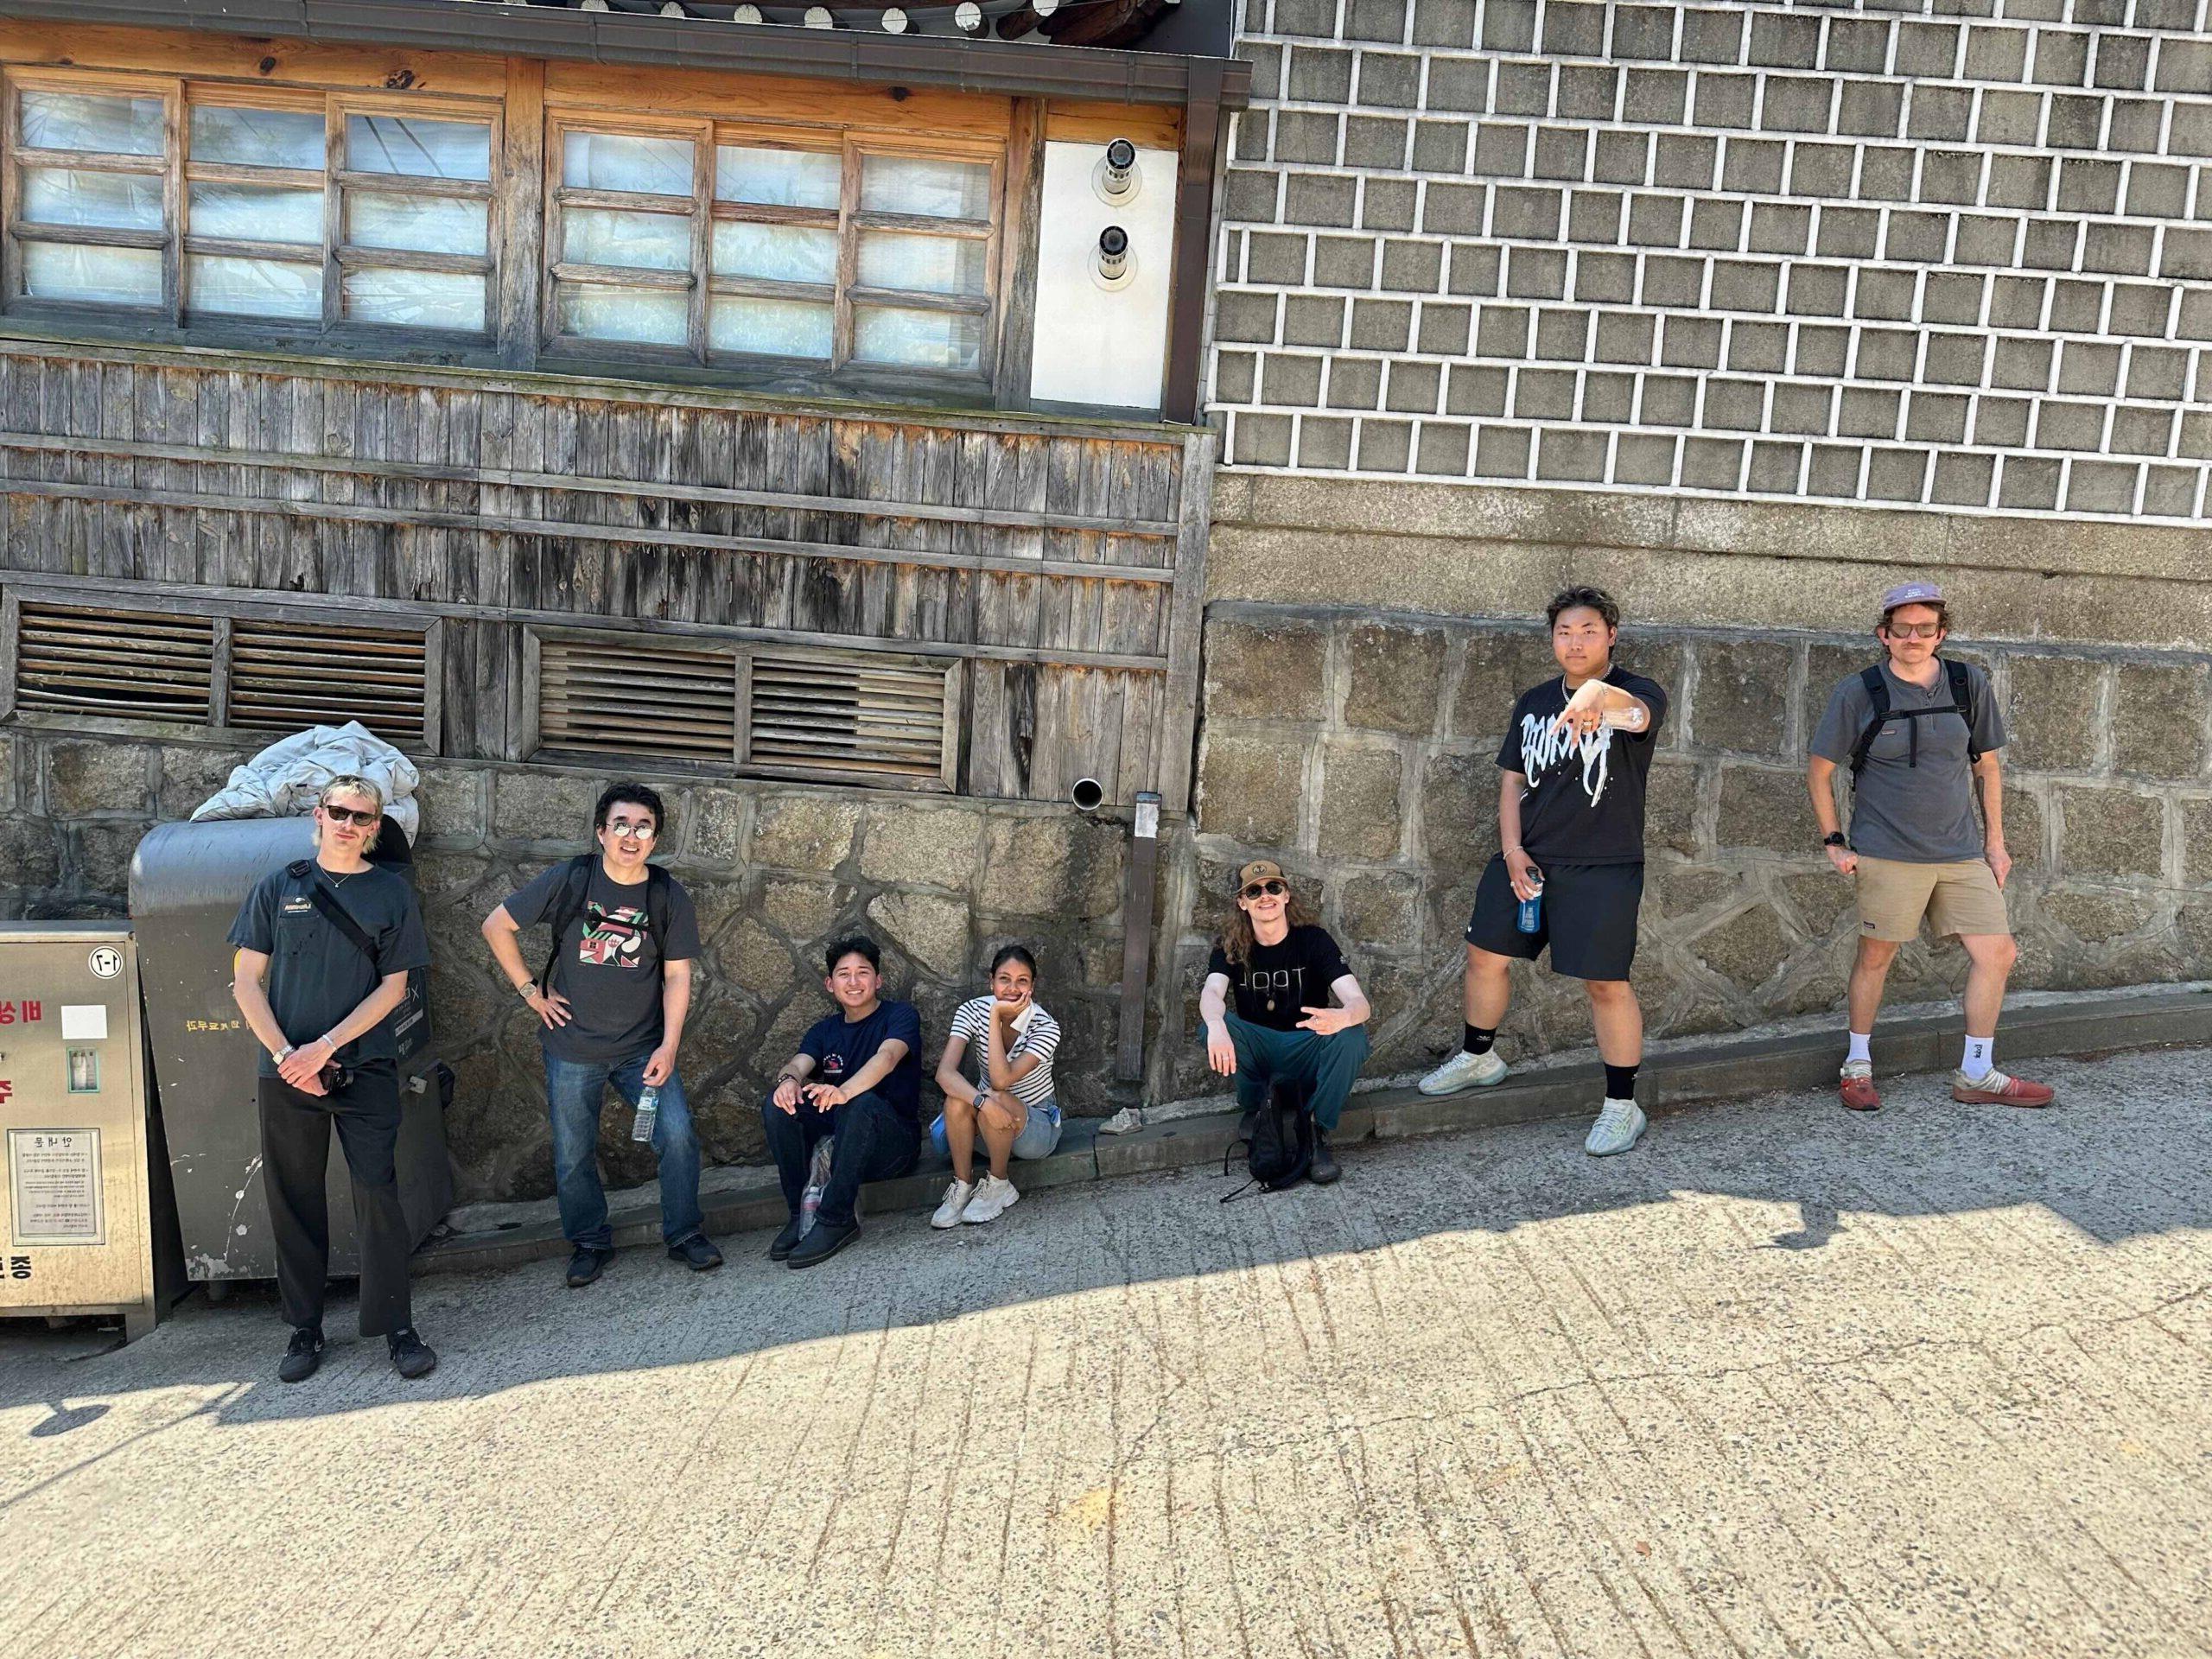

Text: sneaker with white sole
xmin=961 ymin=1174 xmax=1020 ymax=1224
xmin=1584 ymin=1096 xmax=1646 ymax=1156
xmin=1418 ymin=1048 xmax=1509 ymax=1096
xmin=931 ymin=1179 xmax=976 ymax=1229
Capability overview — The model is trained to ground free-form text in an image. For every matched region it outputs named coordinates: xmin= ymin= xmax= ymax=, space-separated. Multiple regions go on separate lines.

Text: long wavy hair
xmin=1217 ymin=885 xmax=1319 ymax=967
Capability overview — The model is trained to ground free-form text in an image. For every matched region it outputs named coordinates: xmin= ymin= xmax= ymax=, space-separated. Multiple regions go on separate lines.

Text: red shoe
xmin=1838 ymin=1065 xmax=1881 ymax=1112
xmin=1950 ymin=1068 xmax=2054 ymax=1108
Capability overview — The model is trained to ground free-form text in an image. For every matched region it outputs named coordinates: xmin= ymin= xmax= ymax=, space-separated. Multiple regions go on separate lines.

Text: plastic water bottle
xmin=631 ymin=1085 xmax=659 ymax=1143
xmin=1516 ymin=881 xmax=1544 ymax=935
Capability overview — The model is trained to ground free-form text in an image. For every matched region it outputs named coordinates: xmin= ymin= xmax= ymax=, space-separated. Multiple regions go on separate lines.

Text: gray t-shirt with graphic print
xmin=1810 ymin=658 xmax=2006 ymax=864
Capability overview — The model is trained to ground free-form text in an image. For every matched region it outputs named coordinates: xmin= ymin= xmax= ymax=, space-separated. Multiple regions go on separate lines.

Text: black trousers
xmin=257 ymin=1065 xmax=413 ymax=1338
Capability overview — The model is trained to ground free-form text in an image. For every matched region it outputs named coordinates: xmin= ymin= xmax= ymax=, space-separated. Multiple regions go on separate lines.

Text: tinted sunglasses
xmin=1242 ymin=879 xmax=1287 ymax=899
xmin=320 ymin=804 xmax=379 ymax=828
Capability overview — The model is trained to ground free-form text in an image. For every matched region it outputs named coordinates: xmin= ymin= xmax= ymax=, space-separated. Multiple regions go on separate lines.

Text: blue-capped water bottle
xmin=631 ymin=1084 xmax=659 ymax=1143
xmin=1516 ymin=873 xmax=1544 ymax=935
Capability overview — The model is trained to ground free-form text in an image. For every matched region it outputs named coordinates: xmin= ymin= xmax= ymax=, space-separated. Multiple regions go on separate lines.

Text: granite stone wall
xmin=1159 ymin=600 xmax=2212 ymax=1101
xmin=1214 ymin=0 xmax=2212 ymax=521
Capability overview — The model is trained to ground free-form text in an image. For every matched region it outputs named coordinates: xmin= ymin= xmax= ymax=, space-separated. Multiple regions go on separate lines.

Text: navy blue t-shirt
xmin=800 ymin=1000 xmax=924 ymax=1125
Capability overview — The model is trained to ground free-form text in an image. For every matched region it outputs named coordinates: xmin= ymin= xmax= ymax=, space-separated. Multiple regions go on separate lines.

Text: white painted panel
xmin=1028 ymin=141 xmax=1178 ymax=413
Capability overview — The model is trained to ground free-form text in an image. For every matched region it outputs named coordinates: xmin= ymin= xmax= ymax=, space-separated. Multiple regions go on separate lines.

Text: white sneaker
xmin=930 ymin=1179 xmax=975 ymax=1230
xmin=961 ymin=1174 xmax=1020 ymax=1224
xmin=1584 ymin=1097 xmax=1646 ymax=1157
xmin=1418 ymin=1048 xmax=1509 ymax=1096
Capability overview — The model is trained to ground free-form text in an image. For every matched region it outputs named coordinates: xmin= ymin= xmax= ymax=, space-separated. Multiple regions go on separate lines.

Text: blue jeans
xmin=760 ymin=1089 xmax=919 ymax=1230
xmin=1210 ymin=1013 xmax=1370 ymax=1133
xmin=544 ymin=1049 xmax=703 ymax=1250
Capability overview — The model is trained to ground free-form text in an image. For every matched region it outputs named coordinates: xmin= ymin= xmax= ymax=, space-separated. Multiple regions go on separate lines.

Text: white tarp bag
xmin=189 ymin=721 xmax=422 ymax=842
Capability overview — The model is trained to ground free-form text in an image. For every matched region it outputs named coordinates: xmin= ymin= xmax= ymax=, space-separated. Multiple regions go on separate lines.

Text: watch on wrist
xmin=517 ymin=980 xmax=539 ymax=1000
xmin=1823 ymin=832 xmax=1848 ymax=849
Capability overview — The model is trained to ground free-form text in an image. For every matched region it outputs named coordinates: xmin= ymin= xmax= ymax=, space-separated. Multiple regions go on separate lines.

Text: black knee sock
xmin=1463 ymin=1024 xmax=1496 ymax=1056
xmin=1603 ymin=1063 xmax=1639 ymax=1100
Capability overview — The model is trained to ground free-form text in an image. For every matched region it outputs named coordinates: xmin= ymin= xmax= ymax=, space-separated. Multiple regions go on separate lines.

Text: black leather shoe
xmin=668 ymin=1234 xmax=724 ymax=1272
xmin=769 ymin=1216 xmax=805 ymax=1261
xmin=565 ymin=1245 xmax=615 ymax=1287
xmin=787 ymin=1217 xmax=859 ymax=1268
xmin=278 ymin=1326 xmax=325 ymax=1384
xmin=387 ymin=1327 xmax=438 ymax=1380
xmin=1309 ymin=1132 xmax=1341 ymax=1185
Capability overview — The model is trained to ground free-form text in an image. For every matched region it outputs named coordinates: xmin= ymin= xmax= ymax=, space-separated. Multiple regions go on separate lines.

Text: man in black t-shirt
xmin=1199 ymin=859 xmax=1372 ymax=1185
xmin=483 ymin=781 xmax=720 ymax=1288
xmin=1417 ymin=587 xmax=1669 ymax=1159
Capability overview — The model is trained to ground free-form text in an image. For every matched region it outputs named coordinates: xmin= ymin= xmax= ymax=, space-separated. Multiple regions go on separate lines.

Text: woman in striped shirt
xmin=928 ymin=944 xmax=1062 ymax=1228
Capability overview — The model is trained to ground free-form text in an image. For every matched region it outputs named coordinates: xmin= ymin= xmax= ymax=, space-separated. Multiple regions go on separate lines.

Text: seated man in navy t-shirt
xmin=761 ymin=934 xmax=923 ymax=1268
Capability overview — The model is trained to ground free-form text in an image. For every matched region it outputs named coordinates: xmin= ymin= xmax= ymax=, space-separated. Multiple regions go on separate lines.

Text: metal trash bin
xmin=129 ymin=817 xmax=452 ymax=1287
xmin=0 ymin=924 xmax=183 ymax=1341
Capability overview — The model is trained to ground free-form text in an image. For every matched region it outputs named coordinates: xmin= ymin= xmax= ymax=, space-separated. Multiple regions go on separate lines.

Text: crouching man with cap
xmin=1807 ymin=582 xmax=2051 ymax=1112
xmin=1198 ymin=861 xmax=1372 ymax=1184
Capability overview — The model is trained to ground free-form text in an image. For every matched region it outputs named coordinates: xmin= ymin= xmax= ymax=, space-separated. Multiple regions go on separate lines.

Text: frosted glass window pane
xmin=563 ymin=131 xmax=693 ymax=198
xmin=345 ymin=268 xmax=486 ymax=331
xmin=21 ymin=241 xmax=161 ymax=305
xmin=346 ymin=115 xmax=492 ymax=181
xmin=346 ymin=192 xmax=488 ymax=256
xmin=563 ymin=207 xmax=691 ymax=271
xmin=557 ymin=283 xmax=689 ymax=346
xmin=711 ymin=221 xmax=836 ymax=285
xmin=853 ymin=304 xmax=982 ymax=372
xmin=187 ymin=254 xmax=321 ymax=318
xmin=856 ymin=231 xmax=987 ymax=297
xmin=189 ymin=182 xmax=323 ymax=245
xmin=19 ymin=91 xmax=162 ymax=156
xmin=20 ymin=168 xmax=162 ymax=231
xmin=714 ymin=145 xmax=840 ymax=209
xmin=860 ymin=155 xmax=990 ymax=220
xmin=709 ymin=296 xmax=831 ymax=359
xmin=189 ymin=106 xmax=326 ymax=170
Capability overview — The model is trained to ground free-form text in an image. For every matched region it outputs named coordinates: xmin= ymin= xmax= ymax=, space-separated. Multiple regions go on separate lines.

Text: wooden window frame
xmin=0 ymin=67 xmax=502 ymax=345
xmin=0 ymin=581 xmax=444 ymax=754
xmin=542 ymin=111 xmax=1005 ymax=388
xmin=521 ymin=623 xmax=959 ymax=794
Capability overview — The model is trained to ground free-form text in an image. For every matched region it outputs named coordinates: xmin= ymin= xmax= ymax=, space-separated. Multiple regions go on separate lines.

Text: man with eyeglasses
xmin=1808 ymin=582 xmax=2049 ymax=1112
xmin=228 ymin=775 xmax=438 ymax=1382
xmin=483 ymin=781 xmax=721 ymax=1287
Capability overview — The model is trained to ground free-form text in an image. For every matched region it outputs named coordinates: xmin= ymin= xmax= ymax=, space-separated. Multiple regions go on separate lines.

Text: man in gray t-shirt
xmin=482 ymin=781 xmax=720 ymax=1286
xmin=1806 ymin=582 xmax=2051 ymax=1113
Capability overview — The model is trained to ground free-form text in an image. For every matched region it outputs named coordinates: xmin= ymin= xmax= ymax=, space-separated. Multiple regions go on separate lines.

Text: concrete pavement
xmin=4 ymin=1044 xmax=2210 ymax=1658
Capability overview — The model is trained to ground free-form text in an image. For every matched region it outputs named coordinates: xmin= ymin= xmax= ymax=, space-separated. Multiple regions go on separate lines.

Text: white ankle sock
xmin=1845 ymin=1031 xmax=1872 ymax=1065
xmin=1961 ymin=1036 xmax=1993 ymax=1081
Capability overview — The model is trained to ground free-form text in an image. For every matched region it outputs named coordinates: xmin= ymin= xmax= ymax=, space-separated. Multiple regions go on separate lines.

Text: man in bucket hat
xmin=1806 ymin=582 xmax=2051 ymax=1111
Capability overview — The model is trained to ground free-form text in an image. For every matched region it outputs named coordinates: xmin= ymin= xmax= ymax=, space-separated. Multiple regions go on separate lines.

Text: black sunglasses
xmin=1241 ymin=879 xmax=1287 ymax=899
xmin=320 ymin=804 xmax=379 ymax=828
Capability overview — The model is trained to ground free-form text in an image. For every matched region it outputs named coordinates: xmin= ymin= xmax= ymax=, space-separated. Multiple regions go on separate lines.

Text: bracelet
xmin=776 ymin=1071 xmax=804 ymax=1086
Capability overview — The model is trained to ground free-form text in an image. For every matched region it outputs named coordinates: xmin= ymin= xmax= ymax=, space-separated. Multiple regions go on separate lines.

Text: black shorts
xmin=1465 ymin=856 xmax=1644 ymax=982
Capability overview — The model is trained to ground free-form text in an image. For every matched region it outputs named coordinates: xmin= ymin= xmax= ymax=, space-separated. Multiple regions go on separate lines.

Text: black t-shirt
xmin=502 ymin=861 xmax=702 ymax=1064
xmin=227 ymin=862 xmax=432 ymax=1077
xmin=1495 ymin=667 xmax=1670 ymax=867
xmin=800 ymin=1000 xmax=924 ymax=1125
xmin=1207 ymin=925 xmax=1352 ymax=1033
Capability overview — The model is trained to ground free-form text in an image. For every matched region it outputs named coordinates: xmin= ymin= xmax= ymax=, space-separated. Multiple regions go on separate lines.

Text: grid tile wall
xmin=1212 ymin=0 xmax=2212 ymax=520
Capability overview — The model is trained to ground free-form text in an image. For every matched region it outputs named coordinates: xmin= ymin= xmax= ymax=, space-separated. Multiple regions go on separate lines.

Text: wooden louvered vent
xmin=228 ymin=620 xmax=429 ymax=742
xmin=540 ymin=637 xmax=739 ymax=760
xmin=15 ymin=603 xmax=216 ymax=721
xmin=745 ymin=649 xmax=950 ymax=785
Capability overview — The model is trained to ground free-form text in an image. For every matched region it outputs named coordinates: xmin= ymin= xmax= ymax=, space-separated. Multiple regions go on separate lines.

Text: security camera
xmin=1094 ymin=137 xmax=1141 ymax=207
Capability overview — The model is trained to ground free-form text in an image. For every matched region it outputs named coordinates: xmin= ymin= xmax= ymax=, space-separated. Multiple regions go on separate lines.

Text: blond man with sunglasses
xmin=228 ymin=776 xmax=436 ymax=1383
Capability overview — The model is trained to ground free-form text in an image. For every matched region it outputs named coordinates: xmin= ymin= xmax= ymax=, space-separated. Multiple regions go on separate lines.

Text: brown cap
xmin=1235 ymin=859 xmax=1287 ymax=892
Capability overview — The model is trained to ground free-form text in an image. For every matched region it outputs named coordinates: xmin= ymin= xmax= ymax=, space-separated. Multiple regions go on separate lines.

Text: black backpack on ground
xmin=1847 ymin=658 xmax=1982 ymax=779
xmin=1222 ymin=1079 xmax=1314 ymax=1201
xmin=539 ymin=853 xmax=673 ymax=989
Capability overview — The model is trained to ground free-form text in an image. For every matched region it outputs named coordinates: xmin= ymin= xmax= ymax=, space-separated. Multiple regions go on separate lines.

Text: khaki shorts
xmin=1854 ymin=855 xmax=2011 ymax=943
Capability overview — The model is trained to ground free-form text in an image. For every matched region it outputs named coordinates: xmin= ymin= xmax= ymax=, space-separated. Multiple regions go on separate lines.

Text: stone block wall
xmin=1160 ymin=601 xmax=2212 ymax=1101
xmin=1215 ymin=0 xmax=2212 ymax=520
xmin=0 ymin=728 xmax=1133 ymax=1203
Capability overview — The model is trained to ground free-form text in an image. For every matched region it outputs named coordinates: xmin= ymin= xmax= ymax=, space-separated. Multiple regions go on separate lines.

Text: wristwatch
xmin=516 ymin=980 xmax=539 ymax=1000
xmin=1823 ymin=832 xmax=1848 ymax=849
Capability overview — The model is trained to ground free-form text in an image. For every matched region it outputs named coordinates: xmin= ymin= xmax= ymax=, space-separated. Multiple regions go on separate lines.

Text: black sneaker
xmin=787 ymin=1217 xmax=859 ymax=1268
xmin=278 ymin=1326 xmax=325 ymax=1384
xmin=1308 ymin=1132 xmax=1341 ymax=1185
xmin=668 ymin=1234 xmax=724 ymax=1272
xmin=769 ymin=1216 xmax=805 ymax=1262
xmin=565 ymin=1245 xmax=615 ymax=1288
xmin=387 ymin=1327 xmax=438 ymax=1380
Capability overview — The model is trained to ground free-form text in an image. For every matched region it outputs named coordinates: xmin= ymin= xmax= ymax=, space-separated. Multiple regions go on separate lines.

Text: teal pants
xmin=1214 ymin=1012 xmax=1370 ymax=1132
